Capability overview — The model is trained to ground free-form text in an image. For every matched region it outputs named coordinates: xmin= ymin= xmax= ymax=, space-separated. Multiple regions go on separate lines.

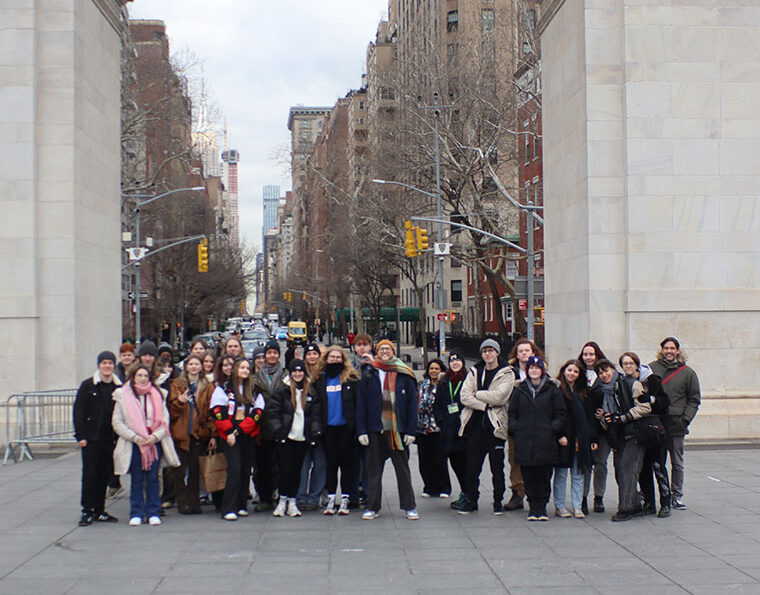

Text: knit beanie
xmin=97 ymin=350 xmax=116 ymax=365
xmin=288 ymin=358 xmax=305 ymax=373
xmin=375 ymin=339 xmax=395 ymax=354
xmin=265 ymin=339 xmax=281 ymax=354
xmin=137 ymin=340 xmax=158 ymax=357
xmin=479 ymin=338 xmax=501 ymax=355
xmin=157 ymin=342 xmax=173 ymax=356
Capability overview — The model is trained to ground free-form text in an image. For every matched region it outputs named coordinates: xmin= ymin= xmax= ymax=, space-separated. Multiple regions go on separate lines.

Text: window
xmin=451 ymin=280 xmax=462 ymax=303
xmin=359 ymin=101 xmax=365 ymax=109
xmin=506 ymin=260 xmax=518 ymax=280
xmin=447 ymin=10 xmax=458 ymax=33
xmin=502 ymin=301 xmax=513 ymax=322
xmin=524 ymin=128 xmax=530 ymax=163
xmin=482 ymin=9 xmax=495 ymax=32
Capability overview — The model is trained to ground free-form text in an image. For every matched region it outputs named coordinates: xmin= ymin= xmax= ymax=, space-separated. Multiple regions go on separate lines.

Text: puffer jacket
xmin=508 ymin=377 xmax=567 ymax=466
xmin=459 ymin=361 xmax=515 ymax=440
xmin=269 ymin=376 xmax=323 ymax=442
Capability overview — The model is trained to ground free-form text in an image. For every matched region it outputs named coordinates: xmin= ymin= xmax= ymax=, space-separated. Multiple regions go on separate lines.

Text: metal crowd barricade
xmin=3 ymin=389 xmax=77 ymax=465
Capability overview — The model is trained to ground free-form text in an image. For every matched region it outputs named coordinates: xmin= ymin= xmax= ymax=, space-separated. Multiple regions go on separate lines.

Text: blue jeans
xmin=129 ymin=442 xmax=162 ymax=519
xmin=297 ymin=442 xmax=326 ymax=507
xmin=553 ymin=455 xmax=585 ymax=511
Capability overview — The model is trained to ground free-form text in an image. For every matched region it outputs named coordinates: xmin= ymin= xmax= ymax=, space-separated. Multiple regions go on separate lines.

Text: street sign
xmin=519 ymin=299 xmax=527 ymax=311
xmin=434 ymin=242 xmax=451 ymax=255
xmin=128 ymin=291 xmax=149 ymax=300
xmin=126 ymin=247 xmax=148 ymax=261
xmin=437 ymin=312 xmax=448 ymax=321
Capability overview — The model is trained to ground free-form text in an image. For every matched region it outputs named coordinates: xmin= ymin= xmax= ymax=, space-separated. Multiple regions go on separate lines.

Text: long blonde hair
xmin=314 ymin=345 xmax=360 ymax=383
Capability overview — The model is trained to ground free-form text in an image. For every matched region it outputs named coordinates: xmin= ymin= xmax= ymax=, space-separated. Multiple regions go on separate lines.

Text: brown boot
xmin=503 ymin=491 xmax=524 ymax=511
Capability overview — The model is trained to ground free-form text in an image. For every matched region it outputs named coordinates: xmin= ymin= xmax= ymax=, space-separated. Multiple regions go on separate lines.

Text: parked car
xmin=243 ymin=329 xmax=269 ymax=345
xmin=276 ymin=326 xmax=288 ymax=340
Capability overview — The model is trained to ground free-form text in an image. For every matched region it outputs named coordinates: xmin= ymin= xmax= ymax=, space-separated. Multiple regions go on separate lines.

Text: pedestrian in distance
xmin=594 ymin=358 xmax=652 ymax=521
xmin=452 ymin=338 xmax=515 ymax=516
xmin=210 ymin=358 xmax=265 ymax=521
xmin=167 ymin=354 xmax=216 ymax=515
xmin=552 ymin=360 xmax=597 ymax=519
xmin=648 ymin=337 xmax=701 ymax=510
xmin=433 ymin=351 xmax=468 ymax=501
xmin=504 ymin=338 xmax=547 ymax=511
xmin=311 ymin=345 xmax=359 ymax=515
xmin=578 ymin=340 xmax=610 ymax=514
xmin=74 ymin=350 xmax=122 ymax=526
xmin=357 ymin=339 xmax=419 ymax=521
xmin=508 ymin=356 xmax=567 ymax=521
xmin=111 ymin=363 xmax=180 ymax=527
xmin=270 ymin=359 xmax=322 ymax=517
xmin=416 ymin=358 xmax=452 ymax=499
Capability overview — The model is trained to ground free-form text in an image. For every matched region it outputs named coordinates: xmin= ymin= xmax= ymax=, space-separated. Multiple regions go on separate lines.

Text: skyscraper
xmin=262 ymin=184 xmax=280 ymax=243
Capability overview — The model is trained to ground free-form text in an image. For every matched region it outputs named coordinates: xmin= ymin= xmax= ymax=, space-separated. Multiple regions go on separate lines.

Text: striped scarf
xmin=373 ymin=357 xmax=415 ymax=451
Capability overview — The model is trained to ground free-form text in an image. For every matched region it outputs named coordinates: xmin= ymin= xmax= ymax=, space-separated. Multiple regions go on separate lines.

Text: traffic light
xmin=404 ymin=221 xmax=417 ymax=257
xmin=416 ymin=227 xmax=429 ymax=251
xmin=302 ymin=292 xmax=307 ymax=301
xmin=197 ymin=238 xmax=209 ymax=272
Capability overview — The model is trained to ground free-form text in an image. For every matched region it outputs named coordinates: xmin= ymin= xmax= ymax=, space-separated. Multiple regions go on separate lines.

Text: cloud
xmin=128 ymin=0 xmax=388 ymax=250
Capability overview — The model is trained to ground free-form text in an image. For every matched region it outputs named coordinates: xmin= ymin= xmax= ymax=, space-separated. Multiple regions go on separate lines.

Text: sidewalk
xmin=1 ymin=446 xmax=759 ymax=594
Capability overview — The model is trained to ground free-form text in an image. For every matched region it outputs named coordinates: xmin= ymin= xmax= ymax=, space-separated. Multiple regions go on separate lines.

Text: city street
xmin=0 ymin=446 xmax=758 ymax=594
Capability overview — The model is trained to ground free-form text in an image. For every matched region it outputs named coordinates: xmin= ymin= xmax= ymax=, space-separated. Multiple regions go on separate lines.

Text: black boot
xmin=593 ymin=496 xmax=605 ymax=513
xmin=581 ymin=496 xmax=589 ymax=515
xmin=504 ymin=491 xmax=524 ymax=511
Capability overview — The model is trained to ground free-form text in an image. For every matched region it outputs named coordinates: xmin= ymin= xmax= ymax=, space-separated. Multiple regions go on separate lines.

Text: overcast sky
xmin=128 ymin=0 xmax=388 ymax=251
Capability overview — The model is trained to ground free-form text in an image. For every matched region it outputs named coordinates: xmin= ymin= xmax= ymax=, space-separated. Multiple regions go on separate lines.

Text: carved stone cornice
xmin=91 ymin=0 xmax=126 ymax=34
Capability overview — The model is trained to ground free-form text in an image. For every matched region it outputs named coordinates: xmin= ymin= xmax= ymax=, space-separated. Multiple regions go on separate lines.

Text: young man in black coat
xmin=73 ymin=351 xmax=122 ymax=526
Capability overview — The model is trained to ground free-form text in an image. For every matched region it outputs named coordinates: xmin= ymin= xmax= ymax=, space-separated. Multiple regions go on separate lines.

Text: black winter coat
xmin=508 ymin=378 xmax=567 ymax=467
xmin=556 ymin=387 xmax=597 ymax=469
xmin=269 ymin=382 xmax=322 ymax=442
xmin=434 ymin=373 xmax=466 ymax=453
xmin=73 ymin=374 xmax=119 ymax=444
xmin=311 ymin=374 xmax=358 ymax=435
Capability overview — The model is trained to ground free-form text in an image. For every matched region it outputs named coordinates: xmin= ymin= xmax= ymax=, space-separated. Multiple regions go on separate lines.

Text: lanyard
xmin=448 ymin=380 xmax=462 ymax=403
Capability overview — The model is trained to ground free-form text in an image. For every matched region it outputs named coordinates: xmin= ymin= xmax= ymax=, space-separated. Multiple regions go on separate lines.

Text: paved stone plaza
xmin=1 ymin=446 xmax=759 ymax=594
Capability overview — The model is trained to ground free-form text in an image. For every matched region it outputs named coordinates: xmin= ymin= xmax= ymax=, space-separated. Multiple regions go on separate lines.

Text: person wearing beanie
xmin=73 ymin=350 xmax=122 ymax=526
xmin=508 ymin=355 xmax=567 ymax=521
xmin=116 ymin=343 xmax=135 ymax=383
xmin=434 ymin=351 xmax=468 ymax=501
xmin=269 ymin=359 xmax=322 ymax=517
xmin=310 ymin=346 xmax=358 ymax=516
xmin=357 ymin=340 xmax=420 ymax=521
xmin=251 ymin=338 xmax=287 ymax=512
xmin=303 ymin=343 xmax=321 ymax=381
xmin=252 ymin=346 xmax=266 ymax=373
xmin=452 ymin=337 xmax=515 ymax=516
xmin=136 ymin=341 xmax=160 ymax=383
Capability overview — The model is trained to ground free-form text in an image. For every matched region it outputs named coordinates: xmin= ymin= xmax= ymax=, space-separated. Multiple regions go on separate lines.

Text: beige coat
xmin=459 ymin=364 xmax=516 ymax=440
xmin=111 ymin=386 xmax=180 ymax=475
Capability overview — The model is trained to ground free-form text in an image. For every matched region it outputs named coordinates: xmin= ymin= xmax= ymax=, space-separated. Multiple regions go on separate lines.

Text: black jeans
xmin=522 ymin=464 xmax=553 ymax=514
xmin=174 ymin=439 xmax=202 ymax=511
xmin=324 ymin=425 xmax=354 ymax=495
xmin=253 ymin=438 xmax=275 ymax=504
xmin=446 ymin=449 xmax=467 ymax=495
xmin=80 ymin=441 xmax=113 ymax=514
xmin=276 ymin=439 xmax=308 ymax=498
xmin=222 ymin=436 xmax=255 ymax=515
xmin=416 ymin=432 xmax=451 ymax=496
xmin=367 ymin=432 xmax=415 ymax=512
xmin=639 ymin=436 xmax=671 ymax=508
xmin=463 ymin=422 xmax=505 ymax=504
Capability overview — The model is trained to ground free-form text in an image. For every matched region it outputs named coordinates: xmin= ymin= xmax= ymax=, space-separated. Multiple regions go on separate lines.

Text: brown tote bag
xmin=199 ymin=449 xmax=227 ymax=492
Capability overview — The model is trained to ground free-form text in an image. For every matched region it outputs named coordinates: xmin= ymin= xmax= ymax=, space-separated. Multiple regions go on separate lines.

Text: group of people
xmin=73 ymin=331 xmax=700 ymax=527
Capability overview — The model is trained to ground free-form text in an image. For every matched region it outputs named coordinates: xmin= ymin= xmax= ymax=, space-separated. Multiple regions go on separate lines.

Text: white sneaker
xmin=406 ymin=509 xmax=420 ymax=521
xmin=287 ymin=499 xmax=302 ymax=517
xmin=323 ymin=494 xmax=336 ymax=515
xmin=337 ymin=496 xmax=350 ymax=516
xmin=129 ymin=517 xmax=142 ymax=526
xmin=273 ymin=499 xmax=287 ymax=517
xmin=223 ymin=512 xmax=238 ymax=521
xmin=362 ymin=510 xmax=379 ymax=520
xmin=237 ymin=509 xmax=249 ymax=517
xmin=148 ymin=516 xmax=161 ymax=526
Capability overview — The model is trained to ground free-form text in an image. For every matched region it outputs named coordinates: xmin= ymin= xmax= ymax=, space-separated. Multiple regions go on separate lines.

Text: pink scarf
xmin=122 ymin=381 xmax=166 ymax=470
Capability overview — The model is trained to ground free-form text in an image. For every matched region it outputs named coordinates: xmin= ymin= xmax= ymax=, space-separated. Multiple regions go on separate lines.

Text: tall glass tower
xmin=262 ymin=185 xmax=280 ymax=244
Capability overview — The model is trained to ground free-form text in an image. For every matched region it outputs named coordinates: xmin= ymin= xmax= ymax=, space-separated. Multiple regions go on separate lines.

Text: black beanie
xmin=137 ymin=340 xmax=158 ymax=357
xmin=288 ymin=358 xmax=305 ymax=373
xmin=265 ymin=339 xmax=281 ymax=354
xmin=97 ymin=350 xmax=116 ymax=365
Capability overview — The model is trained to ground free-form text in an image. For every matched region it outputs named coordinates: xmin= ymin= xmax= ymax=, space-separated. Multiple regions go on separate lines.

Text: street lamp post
xmin=123 ymin=186 xmax=205 ymax=345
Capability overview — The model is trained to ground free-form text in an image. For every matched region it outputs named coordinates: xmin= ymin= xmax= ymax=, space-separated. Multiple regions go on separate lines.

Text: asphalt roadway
xmin=0 ymin=445 xmax=759 ymax=594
